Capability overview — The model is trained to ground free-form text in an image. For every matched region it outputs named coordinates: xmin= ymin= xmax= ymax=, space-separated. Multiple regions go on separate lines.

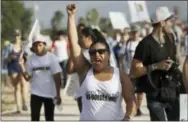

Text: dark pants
xmin=76 ymin=97 xmax=82 ymax=113
xmin=30 ymin=94 xmax=55 ymax=121
xmin=147 ymin=95 xmax=179 ymax=121
xmin=59 ymin=60 xmax=68 ymax=88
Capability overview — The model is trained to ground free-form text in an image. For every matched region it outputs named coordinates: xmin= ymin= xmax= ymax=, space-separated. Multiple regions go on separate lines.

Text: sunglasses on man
xmin=89 ymin=49 xmax=109 ymax=56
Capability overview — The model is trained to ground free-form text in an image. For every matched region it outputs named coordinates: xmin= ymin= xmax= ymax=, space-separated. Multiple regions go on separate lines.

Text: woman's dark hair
xmin=81 ymin=27 xmax=97 ymax=42
xmin=92 ymin=29 xmax=106 ymax=42
xmin=77 ymin=23 xmax=85 ymax=30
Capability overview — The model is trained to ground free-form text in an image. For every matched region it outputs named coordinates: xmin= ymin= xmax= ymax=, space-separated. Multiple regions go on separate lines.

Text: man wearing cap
xmin=19 ymin=34 xmax=62 ymax=121
xmin=130 ymin=7 xmax=185 ymax=121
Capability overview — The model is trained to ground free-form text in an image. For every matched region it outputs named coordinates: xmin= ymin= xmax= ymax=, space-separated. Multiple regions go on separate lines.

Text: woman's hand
xmin=18 ymin=52 xmax=24 ymax=66
xmin=66 ymin=4 xmax=76 ymax=16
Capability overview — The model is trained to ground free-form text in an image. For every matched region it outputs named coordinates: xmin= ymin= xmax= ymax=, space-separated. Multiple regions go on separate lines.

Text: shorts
xmin=7 ymin=62 xmax=21 ymax=74
xmin=132 ymin=79 xmax=143 ymax=93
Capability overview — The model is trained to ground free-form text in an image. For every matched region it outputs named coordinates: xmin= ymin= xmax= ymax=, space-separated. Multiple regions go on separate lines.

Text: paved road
xmin=1 ymin=90 xmax=150 ymax=121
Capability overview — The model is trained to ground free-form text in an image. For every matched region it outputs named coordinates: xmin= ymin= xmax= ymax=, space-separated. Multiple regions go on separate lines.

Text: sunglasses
xmin=89 ymin=49 xmax=109 ymax=56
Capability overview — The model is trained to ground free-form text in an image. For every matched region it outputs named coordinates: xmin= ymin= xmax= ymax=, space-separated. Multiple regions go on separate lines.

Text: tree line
xmin=1 ymin=1 xmax=114 ymax=43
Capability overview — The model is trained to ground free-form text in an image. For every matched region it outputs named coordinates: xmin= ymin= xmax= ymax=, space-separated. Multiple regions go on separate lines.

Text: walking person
xmin=130 ymin=7 xmax=186 ymax=121
xmin=67 ymin=4 xmax=134 ymax=120
xmin=119 ymin=24 xmax=144 ymax=116
xmin=50 ymin=30 xmax=70 ymax=88
xmin=19 ymin=34 xmax=62 ymax=121
xmin=7 ymin=29 xmax=28 ymax=113
xmin=67 ymin=26 xmax=118 ymax=113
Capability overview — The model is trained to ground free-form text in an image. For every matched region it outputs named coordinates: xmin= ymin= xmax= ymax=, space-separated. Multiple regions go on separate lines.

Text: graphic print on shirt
xmin=85 ymin=89 xmax=120 ymax=102
xmin=32 ymin=66 xmax=50 ymax=71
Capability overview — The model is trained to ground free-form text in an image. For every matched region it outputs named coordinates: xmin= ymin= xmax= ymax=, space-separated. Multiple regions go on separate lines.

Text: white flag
xmin=128 ymin=1 xmax=151 ymax=23
xmin=23 ymin=19 xmax=40 ymax=55
xmin=109 ymin=12 xmax=130 ymax=30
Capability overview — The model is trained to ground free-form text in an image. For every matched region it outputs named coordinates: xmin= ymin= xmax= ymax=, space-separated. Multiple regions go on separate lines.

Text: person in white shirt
xmin=66 ymin=26 xmax=118 ymax=113
xmin=51 ymin=30 xmax=70 ymax=88
xmin=119 ymin=24 xmax=143 ymax=116
xmin=19 ymin=34 xmax=62 ymax=121
xmin=67 ymin=4 xmax=134 ymax=121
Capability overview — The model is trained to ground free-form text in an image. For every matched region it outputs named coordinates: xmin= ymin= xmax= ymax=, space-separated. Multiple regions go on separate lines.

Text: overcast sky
xmin=23 ymin=1 xmax=188 ymax=29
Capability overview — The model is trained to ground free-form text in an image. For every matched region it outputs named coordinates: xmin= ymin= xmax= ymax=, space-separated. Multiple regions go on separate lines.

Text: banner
xmin=109 ymin=12 xmax=130 ymax=30
xmin=180 ymin=94 xmax=188 ymax=121
xmin=128 ymin=1 xmax=150 ymax=23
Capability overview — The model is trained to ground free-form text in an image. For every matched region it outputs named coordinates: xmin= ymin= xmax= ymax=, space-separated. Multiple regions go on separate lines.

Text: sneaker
xmin=136 ymin=108 xmax=143 ymax=116
xmin=22 ymin=105 xmax=28 ymax=111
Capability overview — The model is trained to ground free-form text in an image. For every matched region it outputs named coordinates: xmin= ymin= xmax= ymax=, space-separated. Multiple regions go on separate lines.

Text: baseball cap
xmin=151 ymin=6 xmax=173 ymax=24
xmin=131 ymin=24 xmax=141 ymax=32
xmin=32 ymin=34 xmax=46 ymax=44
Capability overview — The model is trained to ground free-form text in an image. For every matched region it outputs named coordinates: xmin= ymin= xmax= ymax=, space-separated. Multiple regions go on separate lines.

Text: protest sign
xmin=128 ymin=1 xmax=151 ymax=23
xmin=109 ymin=12 xmax=130 ymax=30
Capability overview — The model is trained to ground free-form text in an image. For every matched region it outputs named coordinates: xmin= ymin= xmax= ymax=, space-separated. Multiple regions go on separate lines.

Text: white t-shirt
xmin=119 ymin=39 xmax=141 ymax=74
xmin=26 ymin=52 xmax=62 ymax=98
xmin=54 ymin=40 xmax=69 ymax=62
xmin=79 ymin=68 xmax=124 ymax=120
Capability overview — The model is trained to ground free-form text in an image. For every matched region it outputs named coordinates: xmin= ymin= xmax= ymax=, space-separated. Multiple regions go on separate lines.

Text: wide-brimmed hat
xmin=151 ymin=6 xmax=173 ymax=24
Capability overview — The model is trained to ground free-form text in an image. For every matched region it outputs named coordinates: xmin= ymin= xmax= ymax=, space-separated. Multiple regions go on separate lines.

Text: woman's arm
xmin=67 ymin=4 xmax=90 ymax=75
xmin=19 ymin=53 xmax=31 ymax=81
xmin=66 ymin=58 xmax=76 ymax=74
xmin=119 ymin=69 xmax=135 ymax=120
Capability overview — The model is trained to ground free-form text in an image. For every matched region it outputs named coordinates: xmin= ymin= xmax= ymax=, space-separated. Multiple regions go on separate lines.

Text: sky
xmin=23 ymin=1 xmax=188 ymax=29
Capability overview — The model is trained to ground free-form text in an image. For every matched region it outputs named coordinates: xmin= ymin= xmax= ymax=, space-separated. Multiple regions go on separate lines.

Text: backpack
xmin=147 ymin=63 xmax=186 ymax=102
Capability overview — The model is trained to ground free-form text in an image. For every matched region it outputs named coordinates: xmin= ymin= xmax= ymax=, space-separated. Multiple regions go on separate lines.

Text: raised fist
xmin=67 ymin=4 xmax=76 ymax=15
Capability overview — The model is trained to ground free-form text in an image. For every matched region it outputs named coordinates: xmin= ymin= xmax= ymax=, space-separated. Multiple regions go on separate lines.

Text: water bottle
xmin=53 ymin=98 xmax=63 ymax=111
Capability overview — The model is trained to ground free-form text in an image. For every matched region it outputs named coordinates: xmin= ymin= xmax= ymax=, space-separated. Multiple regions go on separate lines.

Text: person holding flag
xmin=19 ymin=34 xmax=62 ymax=121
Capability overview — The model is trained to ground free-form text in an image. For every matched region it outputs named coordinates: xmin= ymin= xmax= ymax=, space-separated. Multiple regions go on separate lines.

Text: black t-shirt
xmin=133 ymin=34 xmax=176 ymax=93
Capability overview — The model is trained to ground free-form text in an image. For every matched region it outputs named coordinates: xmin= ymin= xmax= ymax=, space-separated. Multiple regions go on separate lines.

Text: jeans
xmin=30 ymin=94 xmax=55 ymax=121
xmin=147 ymin=95 xmax=180 ymax=121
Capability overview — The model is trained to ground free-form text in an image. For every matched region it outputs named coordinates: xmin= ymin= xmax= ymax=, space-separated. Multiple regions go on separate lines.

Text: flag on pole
xmin=128 ymin=1 xmax=151 ymax=23
xmin=23 ymin=19 xmax=40 ymax=56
